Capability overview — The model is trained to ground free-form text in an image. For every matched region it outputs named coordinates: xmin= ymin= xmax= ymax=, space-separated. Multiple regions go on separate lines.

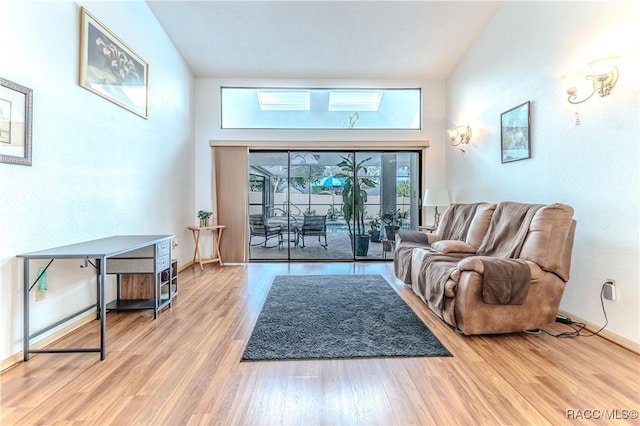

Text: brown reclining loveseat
xmin=394 ymin=202 xmax=576 ymax=335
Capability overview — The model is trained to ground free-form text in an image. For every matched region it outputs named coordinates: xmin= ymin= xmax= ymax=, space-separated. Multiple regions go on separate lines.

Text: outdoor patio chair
xmin=249 ymin=214 xmax=283 ymax=248
xmin=298 ymin=215 xmax=328 ymax=248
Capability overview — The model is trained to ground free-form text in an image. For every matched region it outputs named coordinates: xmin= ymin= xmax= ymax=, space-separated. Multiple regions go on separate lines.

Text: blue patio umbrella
xmin=312 ymin=175 xmax=346 ymax=189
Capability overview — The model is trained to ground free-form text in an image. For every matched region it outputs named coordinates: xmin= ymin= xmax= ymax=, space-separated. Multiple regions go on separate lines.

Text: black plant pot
xmin=369 ymin=230 xmax=380 ymax=242
xmin=354 ymin=234 xmax=370 ymax=256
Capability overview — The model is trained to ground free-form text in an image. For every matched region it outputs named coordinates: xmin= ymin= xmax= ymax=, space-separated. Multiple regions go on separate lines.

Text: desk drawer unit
xmin=105 ymin=238 xmax=173 ymax=309
xmin=156 ymin=254 xmax=171 ymax=271
xmin=105 ymin=242 xmax=171 ymax=274
xmin=156 ymin=239 xmax=170 ymax=257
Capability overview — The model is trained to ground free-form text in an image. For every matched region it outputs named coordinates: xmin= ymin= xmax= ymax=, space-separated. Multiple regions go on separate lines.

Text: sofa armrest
xmin=431 ymin=240 xmax=477 ymax=255
xmin=396 ymin=230 xmax=436 ymax=245
xmin=457 ymin=256 xmax=544 ymax=279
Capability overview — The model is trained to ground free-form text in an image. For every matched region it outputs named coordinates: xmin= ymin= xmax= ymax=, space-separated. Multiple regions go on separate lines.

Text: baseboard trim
xmin=558 ymin=309 xmax=639 ymax=354
xmin=178 ymin=262 xmax=192 ymax=273
xmin=0 ymin=311 xmax=96 ymax=373
xmin=178 ymin=261 xmax=232 ymax=271
xmin=2 ymin=262 xmax=196 ymax=372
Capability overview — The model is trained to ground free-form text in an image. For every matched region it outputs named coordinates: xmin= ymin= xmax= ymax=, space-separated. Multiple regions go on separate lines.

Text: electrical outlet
xmin=603 ymin=278 xmax=616 ymax=301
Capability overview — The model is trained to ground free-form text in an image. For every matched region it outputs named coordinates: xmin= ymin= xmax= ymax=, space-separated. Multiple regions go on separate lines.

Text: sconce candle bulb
xmin=561 ymin=56 xmax=619 ymax=104
xmin=447 ymin=125 xmax=472 ymax=153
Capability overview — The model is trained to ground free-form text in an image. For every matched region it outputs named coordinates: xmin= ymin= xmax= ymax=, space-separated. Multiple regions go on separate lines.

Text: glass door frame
xmin=248 ymin=149 xmax=422 ymax=262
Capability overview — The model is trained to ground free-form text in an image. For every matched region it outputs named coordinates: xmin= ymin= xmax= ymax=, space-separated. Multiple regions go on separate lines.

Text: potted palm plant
xmin=335 ymin=155 xmax=377 ymax=256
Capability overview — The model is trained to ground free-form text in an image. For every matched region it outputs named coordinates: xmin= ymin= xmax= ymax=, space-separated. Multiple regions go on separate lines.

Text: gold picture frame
xmin=79 ymin=7 xmax=148 ymax=118
xmin=0 ymin=78 xmax=33 ymax=166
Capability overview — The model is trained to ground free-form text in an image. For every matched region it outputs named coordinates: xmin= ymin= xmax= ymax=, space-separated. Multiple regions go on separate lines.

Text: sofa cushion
xmin=465 ymin=203 xmax=497 ymax=248
xmin=439 ymin=203 xmax=483 ymax=241
xmin=477 ymin=202 xmax=543 ymax=258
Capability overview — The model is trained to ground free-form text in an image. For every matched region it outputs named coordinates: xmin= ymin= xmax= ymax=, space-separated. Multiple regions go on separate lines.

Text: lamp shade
xmin=423 ymin=189 xmax=450 ymax=207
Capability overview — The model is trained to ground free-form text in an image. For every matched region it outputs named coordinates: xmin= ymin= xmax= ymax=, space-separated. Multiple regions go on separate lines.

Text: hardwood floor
xmin=2 ymin=262 xmax=639 ymax=425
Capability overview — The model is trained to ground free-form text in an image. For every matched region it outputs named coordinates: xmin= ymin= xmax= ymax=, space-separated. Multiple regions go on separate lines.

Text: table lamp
xmin=422 ymin=189 xmax=450 ymax=229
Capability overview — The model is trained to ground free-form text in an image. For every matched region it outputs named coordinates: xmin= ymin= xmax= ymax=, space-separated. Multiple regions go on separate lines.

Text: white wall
xmin=0 ymin=1 xmax=195 ymax=362
xmin=194 ymin=78 xmax=448 ymax=222
xmin=446 ymin=1 xmax=640 ymax=344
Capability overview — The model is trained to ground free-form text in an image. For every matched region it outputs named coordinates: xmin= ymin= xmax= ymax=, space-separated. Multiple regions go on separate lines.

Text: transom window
xmin=221 ymin=87 xmax=421 ymax=130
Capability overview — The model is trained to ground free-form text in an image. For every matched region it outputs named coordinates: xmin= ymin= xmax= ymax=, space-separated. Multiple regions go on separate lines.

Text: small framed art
xmin=0 ymin=78 xmax=33 ymax=166
xmin=79 ymin=7 xmax=148 ymax=118
xmin=500 ymin=101 xmax=531 ymax=163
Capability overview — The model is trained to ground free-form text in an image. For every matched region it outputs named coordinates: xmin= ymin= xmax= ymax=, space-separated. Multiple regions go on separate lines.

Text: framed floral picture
xmin=0 ymin=78 xmax=33 ymax=166
xmin=79 ymin=7 xmax=148 ymax=118
xmin=500 ymin=101 xmax=531 ymax=163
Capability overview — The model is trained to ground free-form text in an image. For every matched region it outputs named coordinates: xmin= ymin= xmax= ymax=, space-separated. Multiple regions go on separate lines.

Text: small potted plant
xmin=368 ymin=217 xmax=381 ymax=242
xmin=197 ymin=210 xmax=213 ymax=227
xmin=381 ymin=209 xmax=408 ymax=241
xmin=327 ymin=205 xmax=340 ymax=220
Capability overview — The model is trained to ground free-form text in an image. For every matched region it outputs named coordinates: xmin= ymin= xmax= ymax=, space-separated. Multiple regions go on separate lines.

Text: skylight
xmin=328 ymin=91 xmax=382 ymax=111
xmin=221 ymin=87 xmax=421 ymax=129
xmin=257 ymin=90 xmax=310 ymax=111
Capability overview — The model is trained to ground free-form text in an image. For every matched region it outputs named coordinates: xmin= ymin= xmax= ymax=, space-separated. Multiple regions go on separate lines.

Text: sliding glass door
xmin=352 ymin=152 xmax=420 ymax=260
xmin=248 ymin=152 xmax=289 ymax=261
xmin=248 ymin=150 xmax=420 ymax=261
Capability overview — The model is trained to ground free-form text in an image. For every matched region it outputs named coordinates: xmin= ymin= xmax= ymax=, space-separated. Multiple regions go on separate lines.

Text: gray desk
xmin=17 ymin=235 xmax=173 ymax=361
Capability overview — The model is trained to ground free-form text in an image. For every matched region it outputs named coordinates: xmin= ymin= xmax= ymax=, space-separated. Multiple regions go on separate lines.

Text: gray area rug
xmin=241 ymin=274 xmax=451 ymax=361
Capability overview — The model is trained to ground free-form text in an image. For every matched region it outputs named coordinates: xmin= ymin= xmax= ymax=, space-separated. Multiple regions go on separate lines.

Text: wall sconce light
xmin=561 ymin=56 xmax=619 ymax=104
xmin=447 ymin=125 xmax=472 ymax=153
